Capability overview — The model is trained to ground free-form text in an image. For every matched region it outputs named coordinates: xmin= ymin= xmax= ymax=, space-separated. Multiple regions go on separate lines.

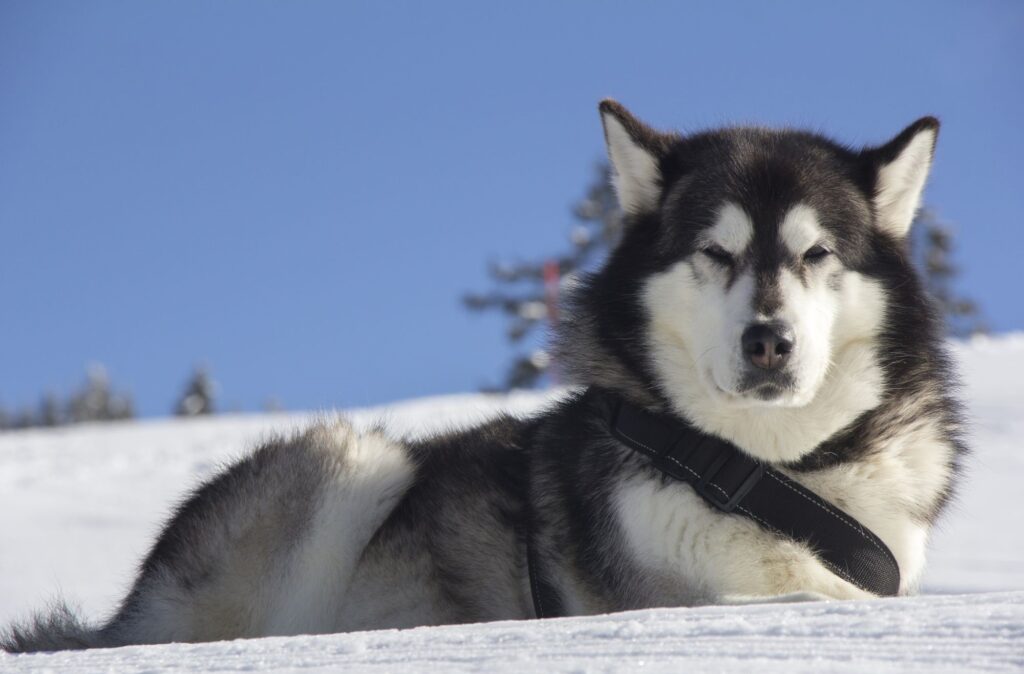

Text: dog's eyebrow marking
xmin=780 ymin=203 xmax=826 ymax=255
xmin=705 ymin=202 xmax=753 ymax=253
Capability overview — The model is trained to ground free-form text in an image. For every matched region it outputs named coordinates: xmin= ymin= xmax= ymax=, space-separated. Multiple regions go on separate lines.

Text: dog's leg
xmin=100 ymin=420 xmax=414 ymax=646
xmin=261 ymin=425 xmax=414 ymax=635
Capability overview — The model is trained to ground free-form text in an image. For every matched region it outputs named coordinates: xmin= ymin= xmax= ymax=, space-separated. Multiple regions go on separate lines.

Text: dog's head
xmin=566 ymin=101 xmax=939 ymax=461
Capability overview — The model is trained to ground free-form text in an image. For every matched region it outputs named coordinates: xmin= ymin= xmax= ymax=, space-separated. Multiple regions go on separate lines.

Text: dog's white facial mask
xmin=645 ymin=202 xmax=856 ymax=409
xmin=642 ymin=210 xmax=889 ymax=461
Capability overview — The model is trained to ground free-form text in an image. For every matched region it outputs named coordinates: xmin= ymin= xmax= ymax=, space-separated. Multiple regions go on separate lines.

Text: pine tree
xmin=463 ymin=164 xmax=623 ymax=389
xmin=12 ymin=407 xmax=35 ymax=429
xmin=38 ymin=393 xmax=63 ymax=427
xmin=66 ymin=364 xmax=135 ymax=423
xmin=175 ymin=366 xmax=217 ymax=417
xmin=910 ymin=209 xmax=987 ymax=337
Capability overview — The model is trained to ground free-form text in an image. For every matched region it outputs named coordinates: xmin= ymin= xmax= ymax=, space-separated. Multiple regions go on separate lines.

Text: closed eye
xmin=803 ymin=245 xmax=831 ymax=263
xmin=701 ymin=245 xmax=735 ymax=266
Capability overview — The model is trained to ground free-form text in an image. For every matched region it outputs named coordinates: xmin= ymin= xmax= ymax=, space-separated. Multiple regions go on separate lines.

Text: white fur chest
xmin=612 ymin=423 xmax=953 ymax=602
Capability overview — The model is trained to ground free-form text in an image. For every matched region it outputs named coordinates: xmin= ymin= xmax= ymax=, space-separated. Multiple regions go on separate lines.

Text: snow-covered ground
xmin=4 ymin=593 xmax=1022 ymax=673
xmin=2 ymin=336 xmax=1023 ymax=672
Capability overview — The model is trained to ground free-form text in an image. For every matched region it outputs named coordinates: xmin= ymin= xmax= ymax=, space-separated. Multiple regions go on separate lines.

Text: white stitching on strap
xmin=613 ymin=429 xmax=660 ymax=458
xmin=615 ymin=428 xmax=733 ymax=501
xmin=765 ymin=471 xmax=893 ymax=564
xmin=737 ymin=505 xmax=862 ymax=589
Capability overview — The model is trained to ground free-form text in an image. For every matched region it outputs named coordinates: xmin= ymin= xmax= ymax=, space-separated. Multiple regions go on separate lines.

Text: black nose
xmin=742 ymin=323 xmax=795 ymax=370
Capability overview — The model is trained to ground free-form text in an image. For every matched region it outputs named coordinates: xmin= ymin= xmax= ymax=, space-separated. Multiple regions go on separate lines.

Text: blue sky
xmin=1 ymin=1 xmax=1021 ymax=417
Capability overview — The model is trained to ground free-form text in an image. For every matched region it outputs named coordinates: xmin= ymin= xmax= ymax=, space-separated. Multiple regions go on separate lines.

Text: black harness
xmin=528 ymin=390 xmax=901 ymax=619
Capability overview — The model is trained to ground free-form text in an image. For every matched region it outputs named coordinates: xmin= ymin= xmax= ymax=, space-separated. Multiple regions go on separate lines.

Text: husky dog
xmin=3 ymin=101 xmax=964 ymax=653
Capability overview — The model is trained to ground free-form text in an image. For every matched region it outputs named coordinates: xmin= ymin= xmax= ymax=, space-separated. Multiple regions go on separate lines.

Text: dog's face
xmin=654 ymin=198 xmax=857 ymax=409
xmin=597 ymin=101 xmax=938 ymax=429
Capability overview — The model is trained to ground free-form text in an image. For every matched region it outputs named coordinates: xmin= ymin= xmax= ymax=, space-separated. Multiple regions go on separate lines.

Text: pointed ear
xmin=599 ymin=100 xmax=674 ymax=216
xmin=866 ymin=117 xmax=940 ymax=239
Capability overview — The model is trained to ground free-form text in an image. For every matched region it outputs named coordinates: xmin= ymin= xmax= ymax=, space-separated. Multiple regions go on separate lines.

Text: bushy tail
xmin=1 ymin=601 xmax=106 ymax=654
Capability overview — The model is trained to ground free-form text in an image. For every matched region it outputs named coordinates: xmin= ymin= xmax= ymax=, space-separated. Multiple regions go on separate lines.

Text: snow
xmin=2 ymin=337 xmax=1023 ymax=672
xmin=7 ymin=594 xmax=1024 ymax=673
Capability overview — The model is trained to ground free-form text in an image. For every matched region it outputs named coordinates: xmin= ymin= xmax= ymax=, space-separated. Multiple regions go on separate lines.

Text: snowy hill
xmin=2 ymin=336 xmax=1023 ymax=672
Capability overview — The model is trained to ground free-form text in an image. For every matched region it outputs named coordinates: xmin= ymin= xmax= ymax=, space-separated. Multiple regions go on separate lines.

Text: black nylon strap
xmin=526 ymin=531 xmax=564 ymax=620
xmin=602 ymin=391 xmax=901 ymax=598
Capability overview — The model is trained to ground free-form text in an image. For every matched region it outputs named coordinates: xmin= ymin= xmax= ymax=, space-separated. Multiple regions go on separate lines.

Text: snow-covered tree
xmin=463 ymin=164 xmax=623 ymax=390
xmin=1 ymin=366 xmax=134 ymax=431
xmin=38 ymin=393 xmax=63 ymax=427
xmin=910 ymin=209 xmax=987 ymax=337
xmin=67 ymin=364 xmax=135 ymax=423
xmin=175 ymin=366 xmax=217 ymax=417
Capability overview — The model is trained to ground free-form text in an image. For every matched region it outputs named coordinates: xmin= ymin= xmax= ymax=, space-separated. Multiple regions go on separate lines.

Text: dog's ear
xmin=864 ymin=117 xmax=940 ymax=240
xmin=599 ymin=100 xmax=674 ymax=216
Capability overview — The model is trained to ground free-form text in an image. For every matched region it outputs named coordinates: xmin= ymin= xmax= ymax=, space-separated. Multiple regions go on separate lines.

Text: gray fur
xmin=2 ymin=602 xmax=103 ymax=652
